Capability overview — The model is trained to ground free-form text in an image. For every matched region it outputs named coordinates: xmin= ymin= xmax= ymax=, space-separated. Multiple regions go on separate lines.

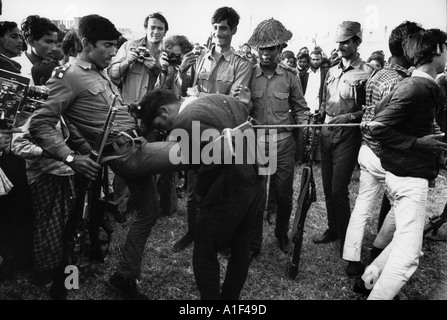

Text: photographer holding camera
xmin=108 ymin=12 xmax=169 ymax=224
xmin=108 ymin=12 xmax=168 ymax=105
xmin=156 ymin=34 xmax=198 ymax=98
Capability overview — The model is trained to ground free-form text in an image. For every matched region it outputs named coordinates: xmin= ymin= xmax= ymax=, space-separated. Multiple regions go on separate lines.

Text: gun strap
xmin=99 ymin=131 xmax=135 ymax=164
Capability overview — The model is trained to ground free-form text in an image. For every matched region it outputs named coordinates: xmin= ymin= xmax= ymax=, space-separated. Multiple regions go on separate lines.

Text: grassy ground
xmin=1 ymin=163 xmax=446 ymax=300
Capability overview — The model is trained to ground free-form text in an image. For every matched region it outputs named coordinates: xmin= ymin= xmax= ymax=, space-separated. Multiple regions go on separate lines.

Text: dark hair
xmin=57 ymin=30 xmax=66 ymax=42
xmin=31 ymin=59 xmax=59 ymax=85
xmin=61 ymin=30 xmax=81 ymax=56
xmin=21 ymin=15 xmax=59 ymax=41
xmin=77 ymin=14 xmax=121 ymax=46
xmin=144 ymin=12 xmax=169 ymax=32
xmin=297 ymin=52 xmax=310 ymax=62
xmin=281 ymin=50 xmax=295 ymax=60
xmin=310 ymin=50 xmax=322 ymax=57
xmin=139 ymin=89 xmax=179 ymax=126
xmin=367 ymin=51 xmax=385 ymax=68
xmin=0 ymin=21 xmax=18 ymax=37
xmin=389 ymin=21 xmax=424 ymax=57
xmin=403 ymin=28 xmax=447 ymax=67
xmin=163 ymin=35 xmax=193 ymax=54
xmin=321 ymin=57 xmax=331 ymax=65
xmin=211 ymin=7 xmax=240 ymax=30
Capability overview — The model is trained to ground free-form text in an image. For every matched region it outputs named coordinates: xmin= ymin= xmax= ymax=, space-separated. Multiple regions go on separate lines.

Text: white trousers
xmin=343 ymin=144 xmax=395 ymax=262
xmin=366 ymin=172 xmax=428 ymax=300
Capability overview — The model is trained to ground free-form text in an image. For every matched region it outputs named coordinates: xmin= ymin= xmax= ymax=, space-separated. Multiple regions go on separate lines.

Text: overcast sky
xmin=1 ymin=0 xmax=446 ymax=58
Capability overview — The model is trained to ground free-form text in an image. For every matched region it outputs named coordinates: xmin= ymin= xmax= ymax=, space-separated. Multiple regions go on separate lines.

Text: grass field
xmin=0 ymin=164 xmax=446 ymax=300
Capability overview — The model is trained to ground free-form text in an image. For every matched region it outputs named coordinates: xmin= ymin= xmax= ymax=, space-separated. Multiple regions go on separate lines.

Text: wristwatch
xmin=64 ymin=154 xmax=75 ymax=164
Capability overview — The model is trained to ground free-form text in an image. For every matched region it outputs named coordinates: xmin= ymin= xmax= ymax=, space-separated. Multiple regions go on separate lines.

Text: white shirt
xmin=304 ymin=68 xmax=321 ymax=113
xmin=411 ymin=69 xmax=436 ymax=83
xmin=12 ymin=53 xmax=34 ymax=85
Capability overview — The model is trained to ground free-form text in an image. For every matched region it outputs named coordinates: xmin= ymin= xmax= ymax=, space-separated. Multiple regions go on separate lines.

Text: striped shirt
xmin=362 ymin=62 xmax=410 ymax=156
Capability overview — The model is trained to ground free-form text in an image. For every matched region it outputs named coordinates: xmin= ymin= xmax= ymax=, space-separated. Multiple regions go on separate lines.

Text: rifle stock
xmin=286 ymin=166 xmax=313 ymax=279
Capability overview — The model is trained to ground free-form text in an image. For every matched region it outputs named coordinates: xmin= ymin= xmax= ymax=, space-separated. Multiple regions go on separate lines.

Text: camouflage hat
xmin=248 ymin=18 xmax=292 ymax=50
xmin=334 ymin=21 xmax=362 ymax=42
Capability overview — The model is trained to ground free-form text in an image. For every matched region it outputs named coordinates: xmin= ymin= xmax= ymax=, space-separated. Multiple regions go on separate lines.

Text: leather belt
xmin=103 ymin=128 xmax=141 ymax=155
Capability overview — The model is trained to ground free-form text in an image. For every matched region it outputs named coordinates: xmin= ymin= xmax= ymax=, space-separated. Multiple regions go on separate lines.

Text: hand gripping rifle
xmin=63 ymin=96 xmax=119 ymax=267
xmin=285 ymin=112 xmax=320 ymax=280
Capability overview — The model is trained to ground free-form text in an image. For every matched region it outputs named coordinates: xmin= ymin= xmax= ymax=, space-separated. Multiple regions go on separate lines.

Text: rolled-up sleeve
xmin=29 ymin=77 xmax=75 ymax=161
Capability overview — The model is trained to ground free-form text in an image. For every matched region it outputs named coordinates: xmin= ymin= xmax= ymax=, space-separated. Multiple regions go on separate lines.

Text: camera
xmin=0 ymin=68 xmax=49 ymax=129
xmin=131 ymin=46 xmax=151 ymax=63
xmin=165 ymin=51 xmax=182 ymax=66
xmin=22 ymin=85 xmax=50 ymax=113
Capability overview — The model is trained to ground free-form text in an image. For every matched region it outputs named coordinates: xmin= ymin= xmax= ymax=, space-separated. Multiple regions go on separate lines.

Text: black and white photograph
xmin=0 ymin=0 xmax=446 ymax=309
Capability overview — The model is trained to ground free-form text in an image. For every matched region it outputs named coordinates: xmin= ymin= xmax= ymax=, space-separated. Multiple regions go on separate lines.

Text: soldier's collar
xmin=72 ymin=58 xmax=95 ymax=70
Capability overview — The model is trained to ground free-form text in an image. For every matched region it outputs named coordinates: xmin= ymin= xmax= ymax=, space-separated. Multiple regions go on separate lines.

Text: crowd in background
xmin=0 ymin=3 xmax=447 ymax=301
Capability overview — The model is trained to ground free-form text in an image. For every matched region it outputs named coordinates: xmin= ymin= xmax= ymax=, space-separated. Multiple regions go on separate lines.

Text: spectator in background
xmin=367 ymin=50 xmax=386 ymax=71
xmin=60 ymin=30 xmax=81 ymax=65
xmin=108 ymin=12 xmax=168 ymax=104
xmin=13 ymin=15 xmax=59 ymax=84
xmin=108 ymin=12 xmax=170 ymax=224
xmin=11 ymin=59 xmax=81 ymax=300
xmin=0 ymin=21 xmax=23 ymax=73
xmin=53 ymin=30 xmax=66 ymax=63
xmin=155 ymin=34 xmax=197 ymax=218
xmin=321 ymin=57 xmax=331 ymax=73
xmin=299 ymin=49 xmax=327 ymax=163
xmin=281 ymin=50 xmax=297 ymax=69
xmin=239 ymin=42 xmax=257 ymax=65
xmin=297 ymin=52 xmax=310 ymax=75
xmin=298 ymin=46 xmax=309 ymax=55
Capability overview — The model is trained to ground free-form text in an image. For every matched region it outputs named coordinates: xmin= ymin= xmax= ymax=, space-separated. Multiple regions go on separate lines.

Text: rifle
xmin=62 ymin=96 xmax=119 ymax=267
xmin=285 ymin=112 xmax=320 ymax=280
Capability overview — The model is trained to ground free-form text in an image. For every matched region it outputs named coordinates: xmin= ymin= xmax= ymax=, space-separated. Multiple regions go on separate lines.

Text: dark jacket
xmin=368 ymin=76 xmax=441 ymax=180
xmin=173 ymin=94 xmax=261 ymax=206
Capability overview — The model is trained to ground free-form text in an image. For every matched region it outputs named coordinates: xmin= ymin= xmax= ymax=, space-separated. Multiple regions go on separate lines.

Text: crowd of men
xmin=0 ymin=4 xmax=447 ymax=301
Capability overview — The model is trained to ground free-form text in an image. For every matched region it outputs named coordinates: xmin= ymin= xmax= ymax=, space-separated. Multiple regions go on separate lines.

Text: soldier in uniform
xmin=245 ymin=18 xmax=309 ymax=259
xmin=173 ymin=6 xmax=253 ymax=253
xmin=313 ymin=21 xmax=374 ymax=257
xmin=29 ymin=14 xmax=188 ymax=300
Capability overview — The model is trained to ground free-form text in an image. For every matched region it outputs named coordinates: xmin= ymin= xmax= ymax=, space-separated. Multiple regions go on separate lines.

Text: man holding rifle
xmin=29 ymin=14 xmax=187 ymax=300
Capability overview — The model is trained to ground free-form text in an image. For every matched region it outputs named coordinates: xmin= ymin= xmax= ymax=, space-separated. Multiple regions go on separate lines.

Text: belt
xmin=103 ymin=128 xmax=141 ymax=155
